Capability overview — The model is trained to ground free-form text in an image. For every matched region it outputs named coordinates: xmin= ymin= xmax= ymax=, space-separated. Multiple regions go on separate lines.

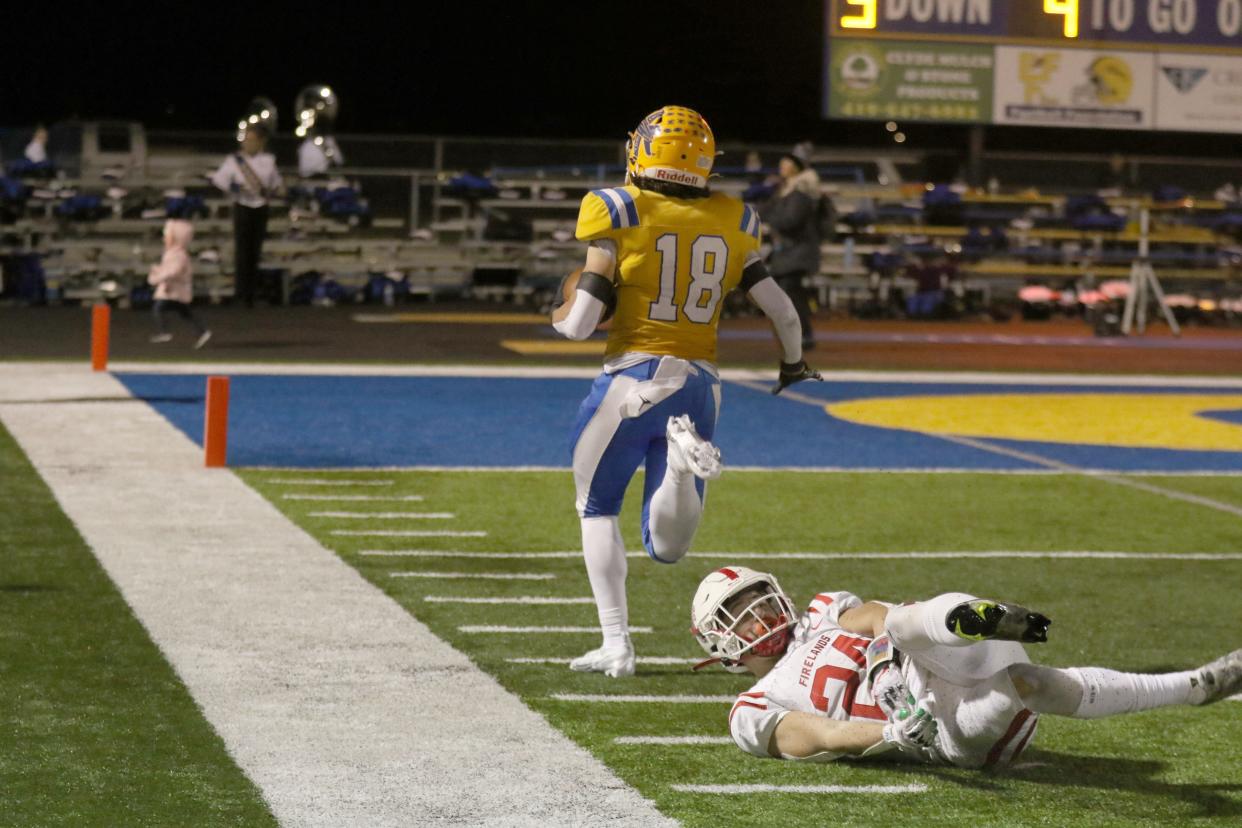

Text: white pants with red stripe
xmin=907 ymin=644 xmax=1039 ymax=769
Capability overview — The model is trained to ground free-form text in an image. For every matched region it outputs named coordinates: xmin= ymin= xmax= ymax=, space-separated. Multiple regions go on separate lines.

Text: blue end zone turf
xmin=114 ymin=373 xmax=1242 ymax=472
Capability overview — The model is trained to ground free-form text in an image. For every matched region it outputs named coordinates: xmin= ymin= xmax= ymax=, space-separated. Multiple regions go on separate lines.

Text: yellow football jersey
xmin=575 ymin=185 xmax=762 ymax=363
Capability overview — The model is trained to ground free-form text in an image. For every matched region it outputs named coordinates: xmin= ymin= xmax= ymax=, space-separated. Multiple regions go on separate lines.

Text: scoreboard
xmin=825 ymin=0 xmax=1242 ymax=131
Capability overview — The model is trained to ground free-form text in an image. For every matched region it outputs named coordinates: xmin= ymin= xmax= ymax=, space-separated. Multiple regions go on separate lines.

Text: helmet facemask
xmin=693 ymin=577 xmax=797 ymax=673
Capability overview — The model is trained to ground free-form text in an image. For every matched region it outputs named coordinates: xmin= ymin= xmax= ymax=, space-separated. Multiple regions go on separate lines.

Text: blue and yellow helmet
xmin=625 ymin=105 xmax=716 ymax=190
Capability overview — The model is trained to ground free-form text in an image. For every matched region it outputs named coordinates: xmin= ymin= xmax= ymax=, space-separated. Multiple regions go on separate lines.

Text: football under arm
xmin=552 ymin=242 xmax=616 ymax=340
xmin=768 ymin=712 xmax=886 ymax=760
xmin=744 ymin=257 xmax=802 ymax=364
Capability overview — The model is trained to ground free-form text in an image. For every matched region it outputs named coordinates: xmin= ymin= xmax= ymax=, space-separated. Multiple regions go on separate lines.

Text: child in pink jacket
xmin=148 ymin=219 xmax=212 ymax=348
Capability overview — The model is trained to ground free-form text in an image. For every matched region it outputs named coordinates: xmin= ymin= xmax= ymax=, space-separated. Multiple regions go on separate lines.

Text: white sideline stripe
xmin=426 ymin=596 xmax=594 ymax=605
xmin=615 ymin=736 xmax=733 ymax=745
xmin=284 ymin=494 xmax=425 ymax=501
xmin=509 ymin=657 xmax=698 ymax=665
xmin=309 ymin=511 xmax=454 ymax=519
xmin=359 ymin=549 xmax=1242 ymax=561
xmin=0 ymin=363 xmax=675 ymax=828
xmin=551 ymin=694 xmax=732 ymax=703
xmin=672 ymin=784 xmax=929 ymax=795
xmin=333 ymin=530 xmax=487 ymax=537
xmin=105 ymin=361 xmax=1242 ymax=388
xmin=461 ymin=626 xmax=653 ymax=634
xmin=391 ymin=572 xmax=556 ymax=581
xmin=266 ymin=478 xmax=395 ymax=486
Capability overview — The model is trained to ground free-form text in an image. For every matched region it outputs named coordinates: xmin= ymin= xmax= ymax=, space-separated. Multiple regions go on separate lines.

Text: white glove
xmin=881 ymin=692 xmax=938 ymax=752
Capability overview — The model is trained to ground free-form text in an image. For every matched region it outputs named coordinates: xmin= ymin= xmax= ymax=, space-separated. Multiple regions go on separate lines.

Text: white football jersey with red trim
xmin=729 ymin=590 xmax=889 ymax=760
xmin=728 ymin=589 xmax=1039 ymax=768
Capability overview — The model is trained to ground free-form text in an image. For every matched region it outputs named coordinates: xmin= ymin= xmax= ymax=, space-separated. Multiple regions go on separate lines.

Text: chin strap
xmin=691 ymin=657 xmax=721 ymax=672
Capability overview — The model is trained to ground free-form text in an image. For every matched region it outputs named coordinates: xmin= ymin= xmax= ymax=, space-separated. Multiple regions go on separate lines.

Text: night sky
xmin=6 ymin=3 xmax=822 ymax=140
xmin=4 ymin=2 xmax=1238 ymax=157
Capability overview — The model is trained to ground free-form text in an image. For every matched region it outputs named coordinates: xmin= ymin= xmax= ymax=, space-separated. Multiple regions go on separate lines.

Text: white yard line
xmin=615 ymin=736 xmax=733 ymax=745
xmin=461 ymin=626 xmax=653 ymax=634
xmin=362 ymin=549 xmax=577 ymax=557
xmin=308 ymin=511 xmax=454 ymax=519
xmin=508 ymin=657 xmax=698 ymax=665
xmin=0 ymin=362 xmax=674 ymax=828
xmin=332 ymin=529 xmax=486 ymax=537
xmin=551 ymin=694 xmax=733 ymax=703
xmin=283 ymin=494 xmax=424 ymax=501
xmin=671 ymin=784 xmax=929 ymax=795
xmin=361 ymin=549 xmax=1242 ymax=561
xmin=391 ymin=572 xmax=556 ymax=581
xmin=266 ymin=478 xmax=394 ymax=486
xmin=425 ymin=596 xmax=594 ymax=605
xmin=688 ymin=551 xmax=1242 ymax=561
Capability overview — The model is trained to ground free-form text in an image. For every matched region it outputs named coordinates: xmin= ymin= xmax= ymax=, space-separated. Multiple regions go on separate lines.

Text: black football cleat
xmin=946 ymin=600 xmax=1052 ymax=644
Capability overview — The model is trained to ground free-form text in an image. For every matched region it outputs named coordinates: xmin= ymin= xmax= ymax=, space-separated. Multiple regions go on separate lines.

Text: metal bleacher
xmin=4 ymin=134 xmax=1241 ymax=317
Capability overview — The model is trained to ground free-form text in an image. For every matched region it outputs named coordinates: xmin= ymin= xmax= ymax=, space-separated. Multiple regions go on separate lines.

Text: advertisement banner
xmin=827 ymin=38 xmax=994 ymax=123
xmin=1155 ymin=53 xmax=1242 ymax=133
xmin=992 ymin=46 xmax=1155 ymax=129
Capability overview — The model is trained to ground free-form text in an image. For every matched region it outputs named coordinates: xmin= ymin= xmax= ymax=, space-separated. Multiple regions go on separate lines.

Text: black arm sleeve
xmin=578 ymin=270 xmax=618 ymax=322
xmin=739 ymin=258 xmax=771 ymax=293
xmin=553 ymin=269 xmax=615 ymax=311
xmin=577 ymin=271 xmax=615 ymax=302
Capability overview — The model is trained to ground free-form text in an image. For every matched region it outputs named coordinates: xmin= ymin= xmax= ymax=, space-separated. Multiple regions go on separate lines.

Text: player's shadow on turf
xmin=899 ymin=749 xmax=1242 ymax=819
xmin=1015 ymin=749 xmax=1242 ymax=818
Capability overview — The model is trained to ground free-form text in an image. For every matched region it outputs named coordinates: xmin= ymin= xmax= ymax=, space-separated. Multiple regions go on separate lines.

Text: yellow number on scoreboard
xmin=1044 ymin=0 xmax=1079 ymax=38
xmin=840 ymin=0 xmax=877 ymax=30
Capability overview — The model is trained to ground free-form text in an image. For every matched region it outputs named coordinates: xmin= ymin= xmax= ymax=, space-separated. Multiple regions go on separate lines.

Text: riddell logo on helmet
xmin=652 ymin=168 xmax=701 ymax=185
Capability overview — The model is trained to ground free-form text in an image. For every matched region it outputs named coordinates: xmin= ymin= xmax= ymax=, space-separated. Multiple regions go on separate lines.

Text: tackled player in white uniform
xmin=692 ymin=566 xmax=1242 ymax=768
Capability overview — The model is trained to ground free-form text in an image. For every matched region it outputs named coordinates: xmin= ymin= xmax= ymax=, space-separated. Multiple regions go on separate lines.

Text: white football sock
xmin=1064 ymin=666 xmax=1198 ymax=718
xmin=884 ymin=592 xmax=978 ymax=651
xmin=1008 ymin=663 xmax=1198 ymax=717
xmin=580 ymin=516 xmax=628 ymax=648
xmin=646 ymin=462 xmax=703 ymax=563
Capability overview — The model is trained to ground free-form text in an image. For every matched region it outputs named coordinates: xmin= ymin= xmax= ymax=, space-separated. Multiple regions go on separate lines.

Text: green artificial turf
xmin=240 ymin=467 xmax=1242 ymax=827
xmin=0 ymin=422 xmax=277 ymax=828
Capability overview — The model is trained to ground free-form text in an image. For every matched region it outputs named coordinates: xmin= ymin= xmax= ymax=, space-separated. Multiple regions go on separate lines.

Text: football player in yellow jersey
xmin=551 ymin=105 xmax=821 ymax=677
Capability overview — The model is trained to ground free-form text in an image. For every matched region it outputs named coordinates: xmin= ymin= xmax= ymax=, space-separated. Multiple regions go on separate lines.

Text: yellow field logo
xmin=826 ymin=393 xmax=1242 ymax=452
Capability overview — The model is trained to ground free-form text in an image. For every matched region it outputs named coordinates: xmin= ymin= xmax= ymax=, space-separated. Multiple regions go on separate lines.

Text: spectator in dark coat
xmin=760 ymin=145 xmax=822 ymax=349
xmin=905 ymin=251 xmax=956 ymax=318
